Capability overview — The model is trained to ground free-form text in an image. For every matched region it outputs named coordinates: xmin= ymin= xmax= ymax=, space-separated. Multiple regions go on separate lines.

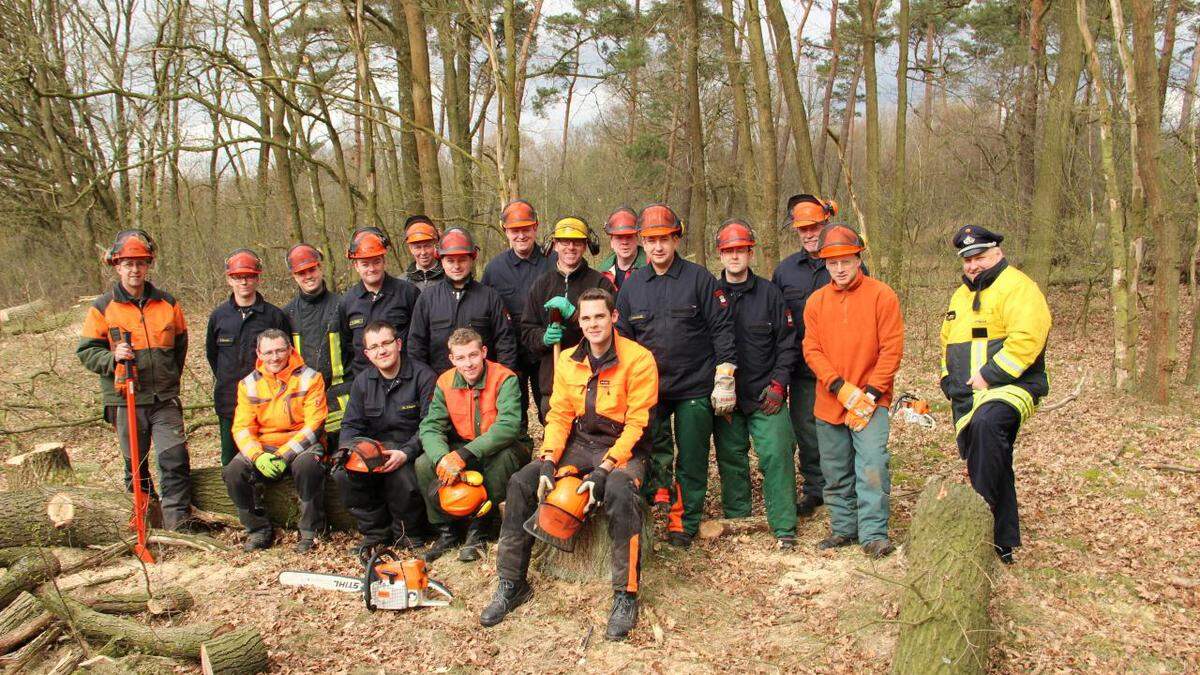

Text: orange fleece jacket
xmin=802 ymin=273 xmax=905 ymax=425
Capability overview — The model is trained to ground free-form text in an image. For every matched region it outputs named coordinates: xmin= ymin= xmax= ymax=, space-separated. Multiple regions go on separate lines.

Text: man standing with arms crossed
xmin=338 ymin=227 xmax=422 ymax=380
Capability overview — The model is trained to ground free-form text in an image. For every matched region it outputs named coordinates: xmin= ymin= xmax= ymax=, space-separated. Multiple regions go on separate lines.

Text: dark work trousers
xmin=222 ymin=452 xmax=327 ymax=537
xmin=497 ymin=444 xmax=646 ymax=593
xmin=113 ymin=398 xmax=191 ymax=530
xmin=959 ymin=401 xmax=1022 ymax=549
xmin=335 ymin=463 xmax=428 ymax=545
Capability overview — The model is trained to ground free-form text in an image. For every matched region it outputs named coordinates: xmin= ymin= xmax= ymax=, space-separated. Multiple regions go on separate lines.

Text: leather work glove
xmin=758 ymin=380 xmax=787 ymax=416
xmin=254 ymin=453 xmax=287 ymax=480
xmin=577 ymin=466 xmax=610 ymax=513
xmin=542 ymin=322 xmax=564 ymax=347
xmin=536 ymin=459 xmax=557 ymax=501
xmin=710 ymin=363 xmax=737 ymax=416
xmin=436 ymin=449 xmax=470 ymax=485
xmin=833 ymin=379 xmax=876 ymax=433
xmin=543 ymin=295 xmax=576 ymax=321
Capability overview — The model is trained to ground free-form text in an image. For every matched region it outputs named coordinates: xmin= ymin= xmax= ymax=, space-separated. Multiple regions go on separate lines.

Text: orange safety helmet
xmin=815 ymin=224 xmax=865 ymax=259
xmin=500 ymin=199 xmax=539 ymax=229
xmin=715 ymin=219 xmax=756 ymax=251
xmin=604 ymin=207 xmax=639 ymax=236
xmin=341 ymin=437 xmax=389 ymax=473
xmin=437 ymin=227 xmax=479 ymax=258
xmin=286 ymin=243 xmax=323 ymax=273
xmin=225 ymin=248 xmax=263 ymax=276
xmin=437 ymin=470 xmax=493 ymax=519
xmin=786 ymin=194 xmax=838 ymax=228
xmin=347 ymin=227 xmax=391 ymax=259
xmin=105 ymin=230 xmax=157 ymax=265
xmin=404 ymin=215 xmax=439 ymax=244
xmin=638 ymin=203 xmax=683 ymax=238
xmin=523 ymin=467 xmax=589 ymax=551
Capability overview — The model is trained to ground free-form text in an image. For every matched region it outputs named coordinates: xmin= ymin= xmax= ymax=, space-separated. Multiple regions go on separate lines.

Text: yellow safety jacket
xmin=939 ymin=260 xmax=1051 ymax=436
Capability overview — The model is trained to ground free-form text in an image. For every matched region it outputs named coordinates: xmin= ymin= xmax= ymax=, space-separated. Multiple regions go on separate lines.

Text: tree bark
xmin=200 ymin=627 xmax=269 ymax=675
xmin=892 ymin=479 xmax=995 ymax=674
xmin=1157 ymin=0 xmax=1182 ymax=118
xmin=857 ymin=0 xmax=881 ymax=258
xmin=4 ymin=442 xmax=72 ymax=488
xmin=0 ymin=591 xmax=50 ymax=653
xmin=1016 ymin=0 xmax=1046 ymax=206
xmin=189 ymin=466 xmax=357 ymax=532
xmin=0 ymin=553 xmax=60 ymax=610
xmin=815 ymin=0 xmax=841 ymax=193
xmin=718 ymin=0 xmax=763 ymax=227
xmin=763 ymin=0 xmax=821 ymax=195
xmin=682 ymin=0 xmax=708 ymax=267
xmin=891 ymin=0 xmax=910 ymax=283
xmin=532 ymin=512 xmax=652 ymax=583
xmin=746 ymin=0 xmax=781 ymax=268
xmin=83 ymin=585 xmax=193 ymax=616
xmin=399 ymin=0 xmax=444 ymax=219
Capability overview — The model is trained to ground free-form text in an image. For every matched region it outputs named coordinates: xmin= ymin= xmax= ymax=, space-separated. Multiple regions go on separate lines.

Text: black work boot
xmin=796 ymin=493 xmax=824 ymax=517
xmin=242 ymin=529 xmax=273 ymax=552
xmin=996 ymin=545 xmax=1014 ymax=565
xmin=862 ymin=538 xmax=896 ymax=559
xmin=294 ymin=535 xmax=317 ymax=554
xmin=666 ymin=531 xmax=693 ymax=548
xmin=817 ymin=533 xmax=857 ymax=550
xmin=479 ymin=579 xmax=533 ymax=627
xmin=423 ymin=525 xmax=461 ymax=563
xmin=605 ymin=591 xmax=639 ymax=641
xmin=458 ymin=519 xmax=489 ymax=562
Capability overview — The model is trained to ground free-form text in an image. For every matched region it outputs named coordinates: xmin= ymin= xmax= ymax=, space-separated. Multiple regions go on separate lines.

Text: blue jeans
xmin=815 ymin=408 xmax=891 ymax=543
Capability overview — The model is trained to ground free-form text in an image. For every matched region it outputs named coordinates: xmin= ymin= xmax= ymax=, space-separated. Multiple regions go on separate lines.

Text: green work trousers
xmin=713 ymin=407 xmax=798 ymax=538
xmin=414 ymin=442 xmax=530 ymax=526
xmin=218 ymin=415 xmax=237 ymax=467
xmin=815 ymin=408 xmax=891 ymax=544
xmin=788 ymin=377 xmax=824 ymax=498
xmin=650 ymin=397 xmax=714 ymax=536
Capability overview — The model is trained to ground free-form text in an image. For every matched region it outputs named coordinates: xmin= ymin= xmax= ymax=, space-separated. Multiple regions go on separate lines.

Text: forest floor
xmin=0 ymin=284 xmax=1197 ymax=673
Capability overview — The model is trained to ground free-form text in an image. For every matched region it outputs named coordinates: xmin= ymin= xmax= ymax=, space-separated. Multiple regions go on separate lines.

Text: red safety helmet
xmin=341 ymin=437 xmax=388 ymax=473
xmin=286 ymin=244 xmax=323 ymax=273
xmin=786 ymin=194 xmax=838 ymax=228
xmin=604 ymin=207 xmax=639 ymax=236
xmin=105 ymin=230 xmax=156 ymax=265
xmin=437 ymin=227 xmax=479 ymax=258
xmin=437 ymin=471 xmax=493 ymax=519
xmin=816 ymin=225 xmax=865 ymax=259
xmin=347 ymin=227 xmax=391 ymax=259
xmin=638 ymin=204 xmax=683 ymax=238
xmin=404 ymin=215 xmax=439 ymax=244
xmin=225 ymin=248 xmax=263 ymax=276
xmin=500 ymin=199 xmax=539 ymax=229
xmin=715 ymin=219 xmax=756 ymax=251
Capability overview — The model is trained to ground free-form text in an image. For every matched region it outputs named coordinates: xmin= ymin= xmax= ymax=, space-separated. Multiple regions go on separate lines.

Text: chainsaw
xmin=890 ymin=392 xmax=936 ymax=429
xmin=278 ymin=549 xmax=452 ymax=612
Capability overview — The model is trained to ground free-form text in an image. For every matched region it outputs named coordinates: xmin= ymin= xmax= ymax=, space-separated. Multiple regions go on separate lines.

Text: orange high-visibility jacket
xmin=232 ymin=350 xmax=327 ymax=461
xmin=540 ymin=333 xmax=659 ymax=467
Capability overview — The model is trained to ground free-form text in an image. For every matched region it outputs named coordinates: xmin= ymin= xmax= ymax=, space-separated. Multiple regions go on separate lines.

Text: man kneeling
xmin=481 ymin=288 xmax=659 ymax=641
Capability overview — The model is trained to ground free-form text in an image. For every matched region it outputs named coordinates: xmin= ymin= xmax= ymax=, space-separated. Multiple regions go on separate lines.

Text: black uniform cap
xmin=953 ymin=225 xmax=1004 ymax=257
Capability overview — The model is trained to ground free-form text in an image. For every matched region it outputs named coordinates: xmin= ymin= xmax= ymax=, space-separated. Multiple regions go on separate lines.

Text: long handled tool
xmin=110 ymin=328 xmax=155 ymax=563
xmin=549 ymin=307 xmax=563 ymax=363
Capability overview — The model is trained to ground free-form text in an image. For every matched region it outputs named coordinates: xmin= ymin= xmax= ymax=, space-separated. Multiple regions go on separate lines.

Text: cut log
xmin=200 ymin=627 xmax=269 ymax=675
xmin=46 ymin=646 xmax=84 ymax=675
xmin=0 ymin=298 xmax=47 ymax=323
xmin=0 ymin=592 xmax=51 ymax=653
xmin=4 ymin=442 xmax=73 ymax=487
xmin=892 ymin=478 xmax=995 ymax=675
xmin=189 ymin=466 xmax=356 ymax=532
xmin=0 ymin=625 xmax=60 ymax=669
xmin=532 ymin=511 xmax=653 ymax=584
xmin=0 ymin=553 xmax=61 ymax=609
xmin=83 ymin=585 xmax=193 ymax=616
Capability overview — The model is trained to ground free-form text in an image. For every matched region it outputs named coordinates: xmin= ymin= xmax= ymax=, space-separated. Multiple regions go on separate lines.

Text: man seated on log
xmin=416 ymin=327 xmax=527 ymax=563
xmin=336 ymin=320 xmax=437 ymax=559
xmin=77 ymin=230 xmax=193 ymax=531
xmin=481 ymin=288 xmax=659 ymax=641
xmin=223 ymin=328 xmax=328 ymax=553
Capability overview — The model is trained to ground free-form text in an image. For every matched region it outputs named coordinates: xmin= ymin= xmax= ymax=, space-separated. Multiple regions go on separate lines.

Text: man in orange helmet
xmin=597 ymin=207 xmax=646 ymax=292
xmin=78 ymin=230 xmax=194 ymax=531
xmin=338 ymin=227 xmax=421 ymax=380
xmin=802 ymin=225 xmax=903 ymax=559
xmin=416 ymin=328 xmax=527 ymax=563
xmin=336 ymin=320 xmax=438 ymax=558
xmin=483 ymin=288 xmax=658 ymax=641
xmin=206 ymin=248 xmax=291 ymax=466
xmin=402 ymin=215 xmax=444 ymax=291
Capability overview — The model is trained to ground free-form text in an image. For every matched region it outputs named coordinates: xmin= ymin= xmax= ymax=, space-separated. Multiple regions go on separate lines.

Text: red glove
xmin=758 ymin=380 xmax=787 ymax=416
xmin=436 ymin=449 xmax=469 ymax=485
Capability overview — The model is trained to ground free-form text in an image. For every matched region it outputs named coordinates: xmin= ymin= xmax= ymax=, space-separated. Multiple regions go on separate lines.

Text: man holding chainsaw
xmin=337 ymin=321 xmax=438 ymax=558
xmin=519 ymin=216 xmax=615 ymax=418
xmin=483 ymin=287 xmax=658 ymax=641
xmin=939 ymin=225 xmax=1051 ymax=565
xmin=416 ymin=327 xmax=527 ymax=563
xmin=78 ymin=230 xmax=193 ymax=532
xmin=224 ymin=329 xmax=328 ymax=553
xmin=802 ymin=225 xmax=904 ymax=559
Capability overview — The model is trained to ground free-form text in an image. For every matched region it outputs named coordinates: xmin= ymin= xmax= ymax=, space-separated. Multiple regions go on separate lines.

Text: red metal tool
xmin=111 ymin=328 xmax=155 ymax=563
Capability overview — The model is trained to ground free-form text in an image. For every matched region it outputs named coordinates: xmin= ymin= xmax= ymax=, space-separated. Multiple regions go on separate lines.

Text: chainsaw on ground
xmin=890 ymin=392 xmax=936 ymax=429
xmin=278 ymin=549 xmax=452 ymax=611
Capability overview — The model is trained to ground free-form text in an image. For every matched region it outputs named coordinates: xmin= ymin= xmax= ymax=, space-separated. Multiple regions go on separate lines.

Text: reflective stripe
xmin=292 ymin=333 xmax=302 ymax=351
xmin=993 ymin=349 xmax=1025 ymax=378
xmin=954 ymin=384 xmax=1036 ymax=437
xmin=969 ymin=337 xmax=987 ymax=376
xmin=940 ymin=355 xmax=949 ymax=378
xmin=298 ymin=367 xmax=319 ymax=393
xmin=328 ymin=332 xmax=345 ymax=387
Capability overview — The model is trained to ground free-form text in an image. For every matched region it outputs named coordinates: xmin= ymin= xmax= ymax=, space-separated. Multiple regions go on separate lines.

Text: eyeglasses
xmin=259 ymin=348 xmax=289 ymax=358
xmin=365 ymin=338 xmax=397 ymax=354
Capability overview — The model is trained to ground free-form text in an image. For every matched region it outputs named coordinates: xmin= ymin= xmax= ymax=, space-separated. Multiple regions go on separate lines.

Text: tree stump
xmin=189 ymin=466 xmax=356 ymax=532
xmin=4 ymin=443 xmax=73 ymax=488
xmin=200 ymin=627 xmax=269 ymax=675
xmin=532 ymin=511 xmax=654 ymax=584
xmin=0 ymin=553 xmax=60 ymax=609
xmin=892 ymin=478 xmax=996 ymax=675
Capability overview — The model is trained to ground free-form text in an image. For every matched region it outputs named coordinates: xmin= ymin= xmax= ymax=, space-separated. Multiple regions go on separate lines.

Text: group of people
xmin=76 ymin=195 xmax=1051 ymax=641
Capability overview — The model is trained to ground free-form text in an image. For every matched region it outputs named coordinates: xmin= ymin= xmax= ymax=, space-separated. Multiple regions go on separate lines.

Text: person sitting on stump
xmin=482 ymin=288 xmax=659 ymax=641
xmin=224 ymin=329 xmax=328 ymax=553
xmin=416 ymin=328 xmax=528 ymax=562
xmin=336 ymin=321 xmax=437 ymax=558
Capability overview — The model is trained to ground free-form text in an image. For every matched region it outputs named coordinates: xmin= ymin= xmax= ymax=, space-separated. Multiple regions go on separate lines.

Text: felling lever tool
xmin=109 ymin=328 xmax=155 ymax=563
xmin=278 ymin=549 xmax=452 ymax=611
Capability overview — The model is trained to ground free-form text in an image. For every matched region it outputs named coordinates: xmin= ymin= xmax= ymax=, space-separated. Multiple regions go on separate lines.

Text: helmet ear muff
xmin=347 ymin=226 xmax=392 ymax=257
xmin=106 ymin=229 xmax=157 ymax=265
xmin=587 ymin=228 xmax=601 ymax=256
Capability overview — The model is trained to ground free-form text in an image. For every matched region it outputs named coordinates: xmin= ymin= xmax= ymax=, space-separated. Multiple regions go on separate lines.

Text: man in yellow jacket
xmin=481 ymin=288 xmax=658 ymax=641
xmin=940 ymin=225 xmax=1051 ymax=564
xmin=224 ymin=328 xmax=328 ymax=553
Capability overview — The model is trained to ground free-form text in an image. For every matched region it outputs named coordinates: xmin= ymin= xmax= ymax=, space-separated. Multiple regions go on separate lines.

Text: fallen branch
xmin=1040 ymin=369 xmax=1088 ymax=412
xmin=46 ymin=647 xmax=85 ymax=675
xmin=0 ymin=553 xmax=61 ymax=610
xmin=1143 ymin=463 xmax=1200 ymax=475
xmin=82 ymin=585 xmax=193 ymax=616
xmin=0 ymin=624 xmax=60 ymax=668
xmin=57 ymin=565 xmax=138 ymax=592
xmin=0 ymin=592 xmax=51 ymax=652
xmin=0 ymin=416 xmax=104 ymax=436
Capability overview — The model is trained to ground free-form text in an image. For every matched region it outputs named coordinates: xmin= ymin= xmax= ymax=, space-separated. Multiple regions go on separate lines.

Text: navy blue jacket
xmin=481 ymin=247 xmax=555 ymax=369
xmin=719 ymin=271 xmax=798 ymax=415
xmin=771 ymin=250 xmax=830 ymax=380
xmin=406 ymin=277 xmax=518 ymax=374
xmin=205 ymin=293 xmax=291 ymax=418
xmin=339 ymin=357 xmax=436 ymax=461
xmin=615 ymin=255 xmax=737 ymax=401
xmin=337 ymin=273 xmax=421 ymax=380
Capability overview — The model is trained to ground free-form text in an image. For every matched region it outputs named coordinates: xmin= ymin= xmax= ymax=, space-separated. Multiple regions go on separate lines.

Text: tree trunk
xmin=815 ymin=0 xmax=841 ymax=193
xmin=188 ymin=466 xmax=357 ymax=532
xmin=718 ymin=0 xmax=763 ymax=227
xmin=399 ymin=0 xmax=444 ymax=219
xmin=857 ymin=0 xmax=881 ymax=258
xmin=1016 ymin=0 xmax=1046 ymax=207
xmin=83 ymin=585 xmax=193 ymax=616
xmin=201 ymin=627 xmax=269 ymax=675
xmin=892 ymin=479 xmax=995 ymax=674
xmin=746 ymin=0 xmax=781 ymax=268
xmin=0 ymin=553 xmax=60 ymax=610
xmin=0 ymin=592 xmax=50 ymax=654
xmin=386 ymin=0 xmax=424 ymax=214
xmin=1179 ymin=32 xmax=1200 ymax=134
xmin=1157 ymin=0 xmax=1182 ymax=118
xmin=833 ymin=55 xmax=862 ymax=204
xmin=763 ymin=0 xmax=820 ymax=195
xmin=4 ymin=442 xmax=72 ymax=488
xmin=891 ymin=0 xmax=910 ymax=284
xmin=683 ymin=0 xmax=708 ymax=267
